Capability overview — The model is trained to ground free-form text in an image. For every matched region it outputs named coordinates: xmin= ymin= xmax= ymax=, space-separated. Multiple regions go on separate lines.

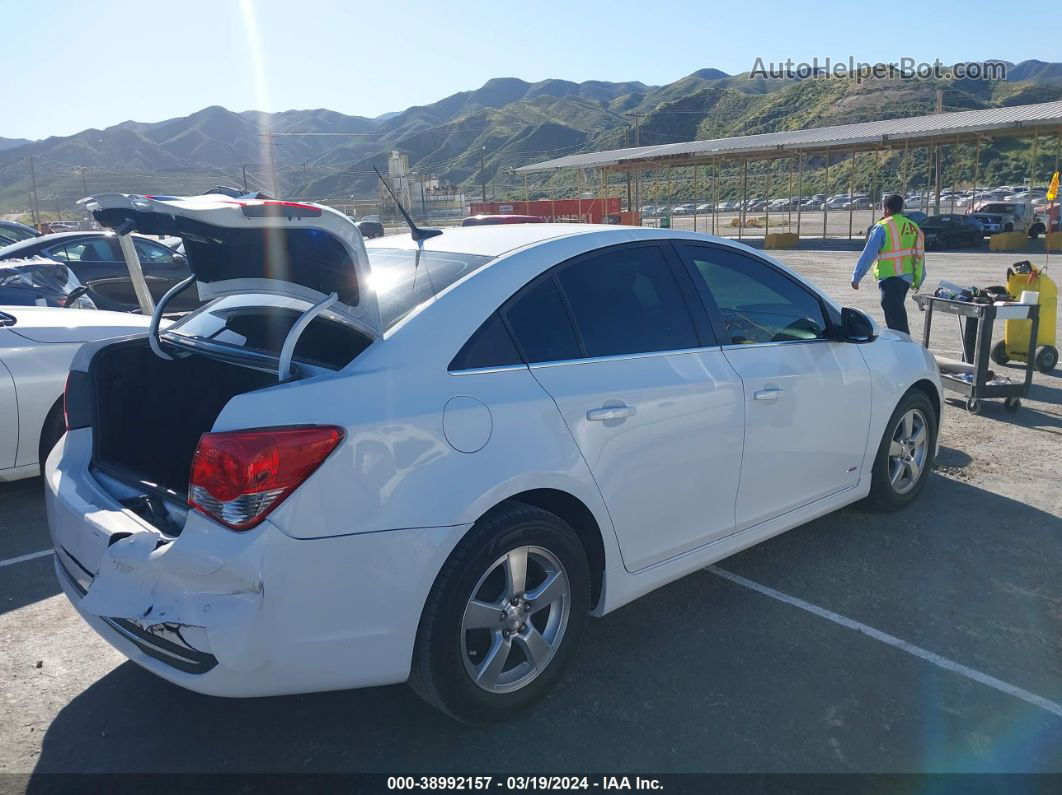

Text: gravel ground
xmin=0 ymin=245 xmax=1059 ymax=778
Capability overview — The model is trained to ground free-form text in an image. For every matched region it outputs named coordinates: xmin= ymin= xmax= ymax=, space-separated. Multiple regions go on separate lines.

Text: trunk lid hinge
xmin=278 ymin=292 xmax=339 ymax=382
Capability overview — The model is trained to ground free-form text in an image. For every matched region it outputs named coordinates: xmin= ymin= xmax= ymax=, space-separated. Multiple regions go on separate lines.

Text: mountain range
xmin=3 ymin=59 xmax=1062 ymax=213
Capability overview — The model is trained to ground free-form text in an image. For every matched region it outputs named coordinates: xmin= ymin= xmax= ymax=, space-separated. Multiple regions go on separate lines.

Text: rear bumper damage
xmin=46 ymin=429 xmax=469 ymax=697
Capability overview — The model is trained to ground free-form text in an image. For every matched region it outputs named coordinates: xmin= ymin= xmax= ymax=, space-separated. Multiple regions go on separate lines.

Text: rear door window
xmin=554 ymin=245 xmax=699 ymax=357
xmin=449 ymin=312 xmax=521 ymax=370
xmin=503 ymin=277 xmax=581 ymax=363
xmin=45 ymin=237 xmax=121 ymax=263
xmin=133 ymin=239 xmax=178 ymax=265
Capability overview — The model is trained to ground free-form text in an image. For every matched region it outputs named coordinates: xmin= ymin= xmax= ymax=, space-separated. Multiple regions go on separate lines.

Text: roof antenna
xmin=373 ymin=166 xmax=442 ymax=242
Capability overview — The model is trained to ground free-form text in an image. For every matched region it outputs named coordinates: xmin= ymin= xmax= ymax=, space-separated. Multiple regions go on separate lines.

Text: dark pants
xmin=878 ymin=276 xmax=911 ymax=334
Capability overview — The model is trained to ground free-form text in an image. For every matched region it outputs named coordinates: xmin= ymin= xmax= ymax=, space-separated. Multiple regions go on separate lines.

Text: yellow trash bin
xmin=991 ymin=265 xmax=1058 ymax=372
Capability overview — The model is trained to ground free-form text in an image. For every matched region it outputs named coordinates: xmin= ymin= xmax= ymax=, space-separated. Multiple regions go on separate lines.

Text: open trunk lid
xmin=82 ymin=192 xmax=381 ymax=339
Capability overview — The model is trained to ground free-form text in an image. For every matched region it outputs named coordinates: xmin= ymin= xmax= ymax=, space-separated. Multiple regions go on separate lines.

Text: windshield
xmin=365 ymin=248 xmax=494 ymax=329
xmin=977 ymin=204 xmax=1015 ymax=214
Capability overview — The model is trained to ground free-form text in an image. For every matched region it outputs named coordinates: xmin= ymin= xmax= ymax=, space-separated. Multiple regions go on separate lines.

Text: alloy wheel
xmin=888 ymin=408 xmax=928 ymax=495
xmin=460 ymin=546 xmax=571 ymax=694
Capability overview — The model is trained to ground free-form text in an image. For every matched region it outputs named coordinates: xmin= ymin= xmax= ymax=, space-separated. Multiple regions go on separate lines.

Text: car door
xmin=675 ymin=243 xmax=872 ymax=530
xmin=501 ymin=242 xmax=745 ymax=572
xmin=43 ymin=236 xmax=135 ymax=308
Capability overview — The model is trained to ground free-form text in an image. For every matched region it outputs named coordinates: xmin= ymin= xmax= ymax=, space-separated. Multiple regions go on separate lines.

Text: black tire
xmin=866 ymin=389 xmax=937 ymax=511
xmin=966 ymin=398 xmax=982 ymax=415
xmin=1005 ymin=397 xmax=1021 ymax=412
xmin=1004 ymin=223 xmax=1014 ymax=233
xmin=991 ymin=340 xmax=1010 ymax=366
xmin=38 ymin=399 xmax=65 ymax=472
xmin=409 ymin=503 xmax=590 ymax=724
xmin=1029 ymin=223 xmax=1045 ymax=239
xmin=1035 ymin=345 xmax=1059 ymax=372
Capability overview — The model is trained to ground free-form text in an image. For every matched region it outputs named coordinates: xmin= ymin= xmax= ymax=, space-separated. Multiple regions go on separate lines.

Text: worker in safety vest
xmin=851 ymin=194 xmax=926 ymax=334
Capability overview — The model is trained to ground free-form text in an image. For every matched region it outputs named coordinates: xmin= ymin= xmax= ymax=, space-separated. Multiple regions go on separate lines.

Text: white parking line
xmin=0 ymin=548 xmax=53 ymax=569
xmin=707 ymin=565 xmax=1062 ymax=719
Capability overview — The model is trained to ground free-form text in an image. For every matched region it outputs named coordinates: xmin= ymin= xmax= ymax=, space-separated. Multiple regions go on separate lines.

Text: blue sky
xmin=3 ymin=0 xmax=1057 ymax=140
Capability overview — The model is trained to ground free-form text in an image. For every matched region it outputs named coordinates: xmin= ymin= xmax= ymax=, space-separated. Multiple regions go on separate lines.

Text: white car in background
xmin=1 ymin=305 xmax=155 ymax=482
xmin=47 ymin=193 xmax=941 ymax=724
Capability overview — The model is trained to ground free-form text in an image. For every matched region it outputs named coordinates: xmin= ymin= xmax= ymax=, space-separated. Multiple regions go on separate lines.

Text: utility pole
xmin=628 ymin=113 xmax=642 ymax=215
xmin=54 ymin=194 xmax=63 ymax=224
xmin=28 ymin=155 xmax=40 ymax=228
xmin=479 ymin=146 xmax=487 ymax=204
xmin=79 ymin=166 xmax=88 ymax=198
xmin=933 ymin=89 xmax=943 ymax=215
xmin=242 ymin=164 xmax=249 ymax=193
xmin=259 ymin=132 xmax=280 ymax=197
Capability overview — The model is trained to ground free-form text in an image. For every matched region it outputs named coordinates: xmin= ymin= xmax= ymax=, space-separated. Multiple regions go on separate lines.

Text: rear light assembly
xmin=63 ymin=370 xmax=91 ymax=431
xmin=239 ymin=200 xmax=322 ymax=218
xmin=188 ymin=426 xmax=344 ymax=531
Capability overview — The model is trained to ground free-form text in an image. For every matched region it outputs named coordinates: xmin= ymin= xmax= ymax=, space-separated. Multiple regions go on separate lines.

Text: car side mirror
xmin=840 ymin=306 xmax=877 ymax=343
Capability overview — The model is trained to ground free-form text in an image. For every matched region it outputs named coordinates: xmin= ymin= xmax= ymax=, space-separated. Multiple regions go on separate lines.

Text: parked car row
xmin=0 ymin=231 xmax=198 ymax=313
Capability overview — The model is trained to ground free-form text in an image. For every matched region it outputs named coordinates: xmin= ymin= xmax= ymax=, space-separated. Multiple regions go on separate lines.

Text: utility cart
xmin=914 ymin=294 xmax=1040 ymax=414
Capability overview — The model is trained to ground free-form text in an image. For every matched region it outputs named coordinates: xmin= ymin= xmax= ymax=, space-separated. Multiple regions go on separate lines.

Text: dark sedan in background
xmin=0 ymin=220 xmax=40 ymax=247
xmin=0 ymin=231 xmax=198 ymax=312
xmin=919 ymin=214 xmax=985 ymax=249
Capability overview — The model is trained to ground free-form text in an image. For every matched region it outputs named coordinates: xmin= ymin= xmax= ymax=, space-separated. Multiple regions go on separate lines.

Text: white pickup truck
xmin=968 ymin=200 xmax=1048 ymax=238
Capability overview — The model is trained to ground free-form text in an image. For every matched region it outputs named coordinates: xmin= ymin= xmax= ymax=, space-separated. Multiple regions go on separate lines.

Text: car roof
xmin=362 ymin=223 xmax=836 ymax=306
xmin=0 ymin=220 xmax=38 ymax=233
xmin=364 ymin=223 xmax=611 ymax=258
xmin=0 ymin=230 xmax=173 ymax=257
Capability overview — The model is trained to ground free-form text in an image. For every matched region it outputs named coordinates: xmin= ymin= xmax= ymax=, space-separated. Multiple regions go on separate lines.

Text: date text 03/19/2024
xmin=386 ymin=776 xmax=664 ymax=791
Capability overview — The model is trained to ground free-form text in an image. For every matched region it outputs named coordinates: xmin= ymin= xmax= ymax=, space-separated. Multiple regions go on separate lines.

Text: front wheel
xmin=409 ymin=503 xmax=590 ymax=724
xmin=866 ymin=390 xmax=937 ymax=511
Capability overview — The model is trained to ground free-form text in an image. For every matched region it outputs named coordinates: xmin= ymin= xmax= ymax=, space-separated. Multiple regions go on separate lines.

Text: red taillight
xmin=188 ymin=426 xmax=344 ymax=531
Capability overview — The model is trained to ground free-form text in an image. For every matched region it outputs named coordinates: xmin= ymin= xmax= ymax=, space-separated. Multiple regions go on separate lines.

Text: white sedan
xmin=1 ymin=305 xmax=153 ymax=482
xmin=47 ymin=193 xmax=941 ymax=723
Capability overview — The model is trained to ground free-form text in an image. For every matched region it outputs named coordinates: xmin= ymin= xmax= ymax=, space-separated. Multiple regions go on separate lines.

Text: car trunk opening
xmin=89 ymin=340 xmax=278 ymax=500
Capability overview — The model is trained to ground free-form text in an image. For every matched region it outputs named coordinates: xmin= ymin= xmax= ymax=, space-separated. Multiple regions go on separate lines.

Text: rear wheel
xmin=867 ymin=390 xmax=936 ymax=511
xmin=409 ymin=503 xmax=590 ymax=724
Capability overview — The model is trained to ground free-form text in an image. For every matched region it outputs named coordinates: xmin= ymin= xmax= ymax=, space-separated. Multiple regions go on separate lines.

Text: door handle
xmin=587 ymin=405 xmax=636 ymax=421
xmin=753 ymin=388 xmax=784 ymax=401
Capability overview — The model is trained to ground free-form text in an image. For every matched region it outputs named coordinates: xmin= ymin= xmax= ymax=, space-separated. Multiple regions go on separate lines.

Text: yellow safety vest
xmin=872 ymin=214 xmax=925 ymax=287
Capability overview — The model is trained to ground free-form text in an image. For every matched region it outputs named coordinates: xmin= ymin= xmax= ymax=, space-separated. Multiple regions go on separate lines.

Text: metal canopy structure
xmin=516 ymin=100 xmax=1062 ymax=174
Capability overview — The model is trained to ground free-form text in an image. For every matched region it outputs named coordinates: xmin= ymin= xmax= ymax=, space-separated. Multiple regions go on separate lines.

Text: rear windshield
xmin=365 ymin=247 xmax=494 ymax=329
xmin=977 ymin=204 xmax=1016 ymax=214
xmin=165 ymin=294 xmax=371 ymax=369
